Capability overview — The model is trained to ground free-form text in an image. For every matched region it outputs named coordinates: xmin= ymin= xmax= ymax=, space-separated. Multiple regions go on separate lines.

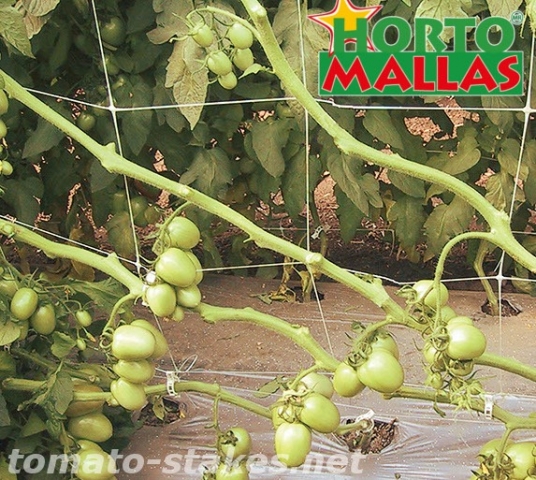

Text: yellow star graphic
xmin=308 ymin=0 xmax=382 ymax=54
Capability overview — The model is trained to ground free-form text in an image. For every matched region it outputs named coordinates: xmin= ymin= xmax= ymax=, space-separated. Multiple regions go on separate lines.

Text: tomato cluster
xmin=472 ymin=438 xmax=536 ymax=479
xmin=271 ymin=372 xmax=340 ymax=467
xmin=0 ymin=88 xmax=13 ymax=176
xmin=212 ymin=427 xmax=251 ymax=479
xmin=112 ymin=190 xmax=161 ymax=228
xmin=190 ymin=21 xmax=256 ymax=91
xmin=109 ymin=319 xmax=168 ymax=410
xmin=145 ymin=216 xmax=203 ymax=320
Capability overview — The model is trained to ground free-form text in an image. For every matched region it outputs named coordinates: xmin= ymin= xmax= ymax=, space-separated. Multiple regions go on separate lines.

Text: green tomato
xmin=155 ymin=248 xmax=197 ymax=288
xmin=207 ymin=51 xmax=233 ymax=76
xmin=145 ymin=283 xmax=177 ymax=317
xmin=439 ymin=305 xmax=458 ymax=321
xmin=110 ymin=378 xmax=147 ymax=411
xmin=165 ymin=217 xmax=201 ymax=250
xmin=101 ymin=53 xmax=120 ymax=76
xmin=171 ymin=305 xmax=185 ymax=322
xmin=176 ymin=284 xmax=202 ymax=309
xmin=130 ymin=196 xmax=149 ymax=227
xmin=76 ymin=112 xmax=96 ymax=132
xmin=232 ymin=48 xmax=254 ymax=71
xmin=218 ymin=71 xmax=238 ymax=90
xmin=448 ymin=359 xmax=474 ymax=377
xmin=1 ymin=160 xmax=13 ymax=176
xmin=185 ymin=251 xmax=204 ymax=284
xmin=274 ymin=422 xmax=311 ymax=468
xmin=112 ymin=359 xmax=155 ymax=384
xmin=332 ymin=361 xmax=366 ymax=397
xmin=144 ymin=205 xmax=161 ymax=224
xmin=191 ymin=23 xmax=214 ymax=48
xmin=215 ymin=462 xmax=249 ymax=480
xmin=0 ymin=350 xmax=16 ymax=380
xmin=0 ymin=90 xmax=8 ymax=115
xmin=218 ymin=427 xmax=252 ymax=461
xmin=111 ymin=324 xmax=156 ymax=361
xmin=505 ymin=442 xmax=536 ymax=480
xmin=68 ymin=412 xmax=113 ymax=443
xmin=227 ymin=23 xmax=254 ymax=49
xmin=100 ymin=17 xmax=126 ymax=47
xmin=446 ymin=323 xmax=486 ymax=361
xmin=77 ymin=439 xmax=103 ymax=451
xmin=65 ymin=381 xmax=105 ymax=418
xmin=77 ymin=338 xmax=87 ymax=351
xmin=271 ymin=403 xmax=296 ymax=429
xmin=479 ymin=438 xmax=511 ymax=458
xmin=298 ymin=392 xmax=340 ymax=433
xmin=30 ymin=303 xmax=56 ymax=335
xmin=75 ymin=448 xmax=117 ymax=480
xmin=412 ymin=279 xmax=449 ymax=308
xmin=299 ymin=372 xmax=334 ymax=399
xmin=131 ymin=319 xmax=169 ymax=359
xmin=0 ymin=119 xmax=7 ymax=139
xmin=10 ymin=287 xmax=39 ymax=321
xmin=370 ymin=331 xmax=399 ymax=359
xmin=0 ymin=277 xmax=18 ymax=297
xmin=357 ymin=349 xmax=404 ymax=393
xmin=425 ymin=372 xmax=443 ymax=390
xmin=448 ymin=315 xmax=474 ymax=326
xmin=111 ymin=191 xmax=129 ymax=214
xmin=76 ymin=310 xmax=93 ymax=328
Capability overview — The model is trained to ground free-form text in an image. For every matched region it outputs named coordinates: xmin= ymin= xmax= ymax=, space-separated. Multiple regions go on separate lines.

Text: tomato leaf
xmin=2 ymin=177 xmax=43 ymax=224
xmin=485 ymin=170 xmax=516 ymax=212
xmin=147 ymin=0 xmax=193 ymax=44
xmin=255 ymin=250 xmax=279 ymax=279
xmin=250 ymin=119 xmax=290 ymax=178
xmin=423 ymin=196 xmax=474 ymax=258
xmin=486 ymin=0 xmax=522 ymax=18
xmin=64 ymin=278 xmax=126 ymax=311
xmin=387 ymin=195 xmax=427 ymax=249
xmin=47 ymin=371 xmax=73 ymax=415
xmin=165 ymin=37 xmax=208 ymax=129
xmin=180 ymin=147 xmax=232 ymax=197
xmin=363 ymin=110 xmax=404 ymax=151
xmin=20 ymin=411 xmax=47 ymax=437
xmin=0 ymin=392 xmax=10 ymax=427
xmin=0 ymin=5 xmax=34 ymax=57
xmin=106 ymin=212 xmax=137 ymax=259
xmin=415 ymin=0 xmax=468 ymax=42
xmin=22 ymin=117 xmax=64 ymax=158
xmin=388 ymin=171 xmax=426 ymax=198
xmin=498 ymin=138 xmax=527 ymax=180
xmin=121 ymin=82 xmax=154 ymax=156
xmin=50 ymin=332 xmax=77 ymax=359
xmin=482 ymin=96 xmax=523 ymax=133
xmin=335 ymin=186 xmax=365 ymax=243
xmin=523 ymin=140 xmax=536 ymax=204
xmin=0 ymin=321 xmax=20 ymax=346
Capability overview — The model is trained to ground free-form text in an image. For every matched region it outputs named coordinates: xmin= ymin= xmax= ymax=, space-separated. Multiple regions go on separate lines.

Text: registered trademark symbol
xmin=510 ymin=10 xmax=524 ymax=26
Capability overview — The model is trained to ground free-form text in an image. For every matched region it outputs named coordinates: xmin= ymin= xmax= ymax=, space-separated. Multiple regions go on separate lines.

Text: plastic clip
xmin=484 ymin=394 xmax=494 ymax=420
xmin=166 ymin=371 xmax=180 ymax=396
xmin=311 ymin=226 xmax=324 ymax=240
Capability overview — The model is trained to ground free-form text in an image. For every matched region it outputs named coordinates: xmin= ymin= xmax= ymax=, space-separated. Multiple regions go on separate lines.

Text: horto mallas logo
xmin=308 ymin=0 xmax=524 ymax=96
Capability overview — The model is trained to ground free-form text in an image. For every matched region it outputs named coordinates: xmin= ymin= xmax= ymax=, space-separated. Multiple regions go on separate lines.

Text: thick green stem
xmin=0 ymin=219 xmax=143 ymax=294
xmin=195 ymin=302 xmax=339 ymax=370
xmin=238 ymin=0 xmax=536 ymax=274
xmin=476 ymin=353 xmax=536 ymax=382
xmin=473 ymin=240 xmax=500 ymax=316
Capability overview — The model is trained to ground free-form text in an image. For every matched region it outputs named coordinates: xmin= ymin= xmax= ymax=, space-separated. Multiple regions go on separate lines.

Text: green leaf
xmin=147 ymin=0 xmax=194 ymax=44
xmin=388 ymin=171 xmax=426 ymax=198
xmin=327 ymin=153 xmax=382 ymax=216
xmin=90 ymin=160 xmax=117 ymax=192
xmin=165 ymin=37 xmax=208 ymax=129
xmin=21 ymin=0 xmax=61 ymax=16
xmin=523 ymin=140 xmax=536 ymax=204
xmin=423 ymin=196 xmax=474 ymax=257
xmin=250 ymin=119 xmax=290 ymax=178
xmin=335 ymin=186 xmax=365 ymax=243
xmin=482 ymin=96 xmax=523 ymax=133
xmin=255 ymin=250 xmax=279 ymax=279
xmin=426 ymin=129 xmax=481 ymax=176
xmin=415 ymin=0 xmax=468 ymax=43
xmin=363 ymin=110 xmax=404 ymax=150
xmin=486 ymin=0 xmax=522 ymax=18
xmin=2 ymin=177 xmax=44 ymax=224
xmin=180 ymin=147 xmax=232 ymax=197
xmin=50 ymin=332 xmax=77 ymax=359
xmin=105 ymin=212 xmax=136 ymax=259
xmin=47 ymin=371 xmax=73 ymax=415
xmin=0 ymin=393 xmax=9 ymax=427
xmin=387 ymin=195 xmax=427 ymax=249
xmin=0 ymin=321 xmax=20 ymax=346
xmin=498 ymin=138 xmax=527 ymax=180
xmin=20 ymin=411 xmax=47 ymax=437
xmin=22 ymin=118 xmax=64 ymax=158
xmin=63 ymin=278 xmax=126 ymax=311
xmin=0 ymin=6 xmax=34 ymax=57
xmin=282 ymin=149 xmax=322 ymax=218
xmin=485 ymin=170 xmax=514 ymax=211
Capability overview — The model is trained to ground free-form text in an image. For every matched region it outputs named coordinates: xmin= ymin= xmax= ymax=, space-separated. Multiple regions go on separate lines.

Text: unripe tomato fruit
xmin=504 ymin=442 xmax=536 ymax=479
xmin=191 ymin=23 xmax=214 ymax=47
xmin=298 ymin=392 xmax=340 ymax=433
xmin=479 ymin=437 xmax=511 ymax=458
xmin=448 ymin=315 xmax=474 ymax=326
xmin=357 ymin=349 xmax=404 ymax=393
xmin=65 ymin=382 xmax=105 ymax=417
xmin=0 ymin=277 xmax=17 ymax=297
xmin=144 ymin=283 xmax=177 ymax=317
xmin=227 ymin=23 xmax=254 ymax=49
xmin=76 ymin=112 xmax=96 ymax=132
xmin=274 ymin=422 xmax=311 ymax=468
xmin=111 ymin=324 xmax=156 ymax=361
xmin=412 ymin=279 xmax=449 ymax=308
xmin=155 ymin=248 xmax=197 ymax=288
xmin=165 ymin=217 xmax=201 ymax=249
xmin=30 ymin=303 xmax=56 ymax=335
xmin=130 ymin=196 xmax=149 ymax=227
xmin=446 ymin=323 xmax=486 ymax=361
xmin=113 ymin=359 xmax=155 ymax=384
xmin=333 ymin=361 xmax=365 ymax=397
xmin=215 ymin=462 xmax=249 ymax=480
xmin=76 ymin=310 xmax=93 ymax=328
xmin=77 ymin=439 xmax=103 ymax=451
xmin=110 ymin=378 xmax=147 ymax=411
xmin=185 ymin=251 xmax=204 ymax=284
xmin=131 ymin=319 xmax=169 ymax=359
xmin=111 ymin=191 xmax=128 ymax=214
xmin=232 ymin=48 xmax=254 ymax=71
xmin=10 ymin=287 xmax=39 ymax=321
xmin=171 ymin=305 xmax=185 ymax=322
xmin=1 ymin=160 xmax=13 ymax=176
xmin=207 ymin=51 xmax=233 ymax=76
xmin=75 ymin=448 xmax=117 ymax=480
xmin=218 ymin=72 xmax=238 ymax=90
xmin=100 ymin=17 xmax=126 ymax=47
xmin=0 ymin=90 xmax=8 ymax=115
xmin=299 ymin=372 xmax=334 ymax=399
xmin=218 ymin=427 xmax=252 ymax=460
xmin=0 ymin=119 xmax=7 ymax=139
xmin=370 ymin=332 xmax=399 ymax=359
xmin=176 ymin=284 xmax=202 ymax=309
xmin=68 ymin=412 xmax=113 ymax=443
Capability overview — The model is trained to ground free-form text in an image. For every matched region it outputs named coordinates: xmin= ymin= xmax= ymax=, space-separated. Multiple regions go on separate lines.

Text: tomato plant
xmin=165 ymin=217 xmax=201 ymax=250
xmin=0 ymin=89 xmax=8 ymax=115
xmin=207 ymin=51 xmax=233 ymax=76
xmin=412 ymin=280 xmax=449 ymax=308
xmin=75 ymin=310 xmax=93 ymax=328
xmin=505 ymin=442 xmax=536 ymax=479
xmin=218 ymin=71 xmax=238 ymax=90
xmin=176 ymin=284 xmax=202 ymax=309
xmin=76 ymin=112 xmax=96 ymax=132
xmin=232 ymin=48 xmax=254 ymax=71
xmin=75 ymin=448 xmax=117 ymax=480
xmin=131 ymin=319 xmax=169 ymax=359
xmin=0 ymin=160 xmax=13 ymax=176
xmin=0 ymin=119 xmax=7 ymax=139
